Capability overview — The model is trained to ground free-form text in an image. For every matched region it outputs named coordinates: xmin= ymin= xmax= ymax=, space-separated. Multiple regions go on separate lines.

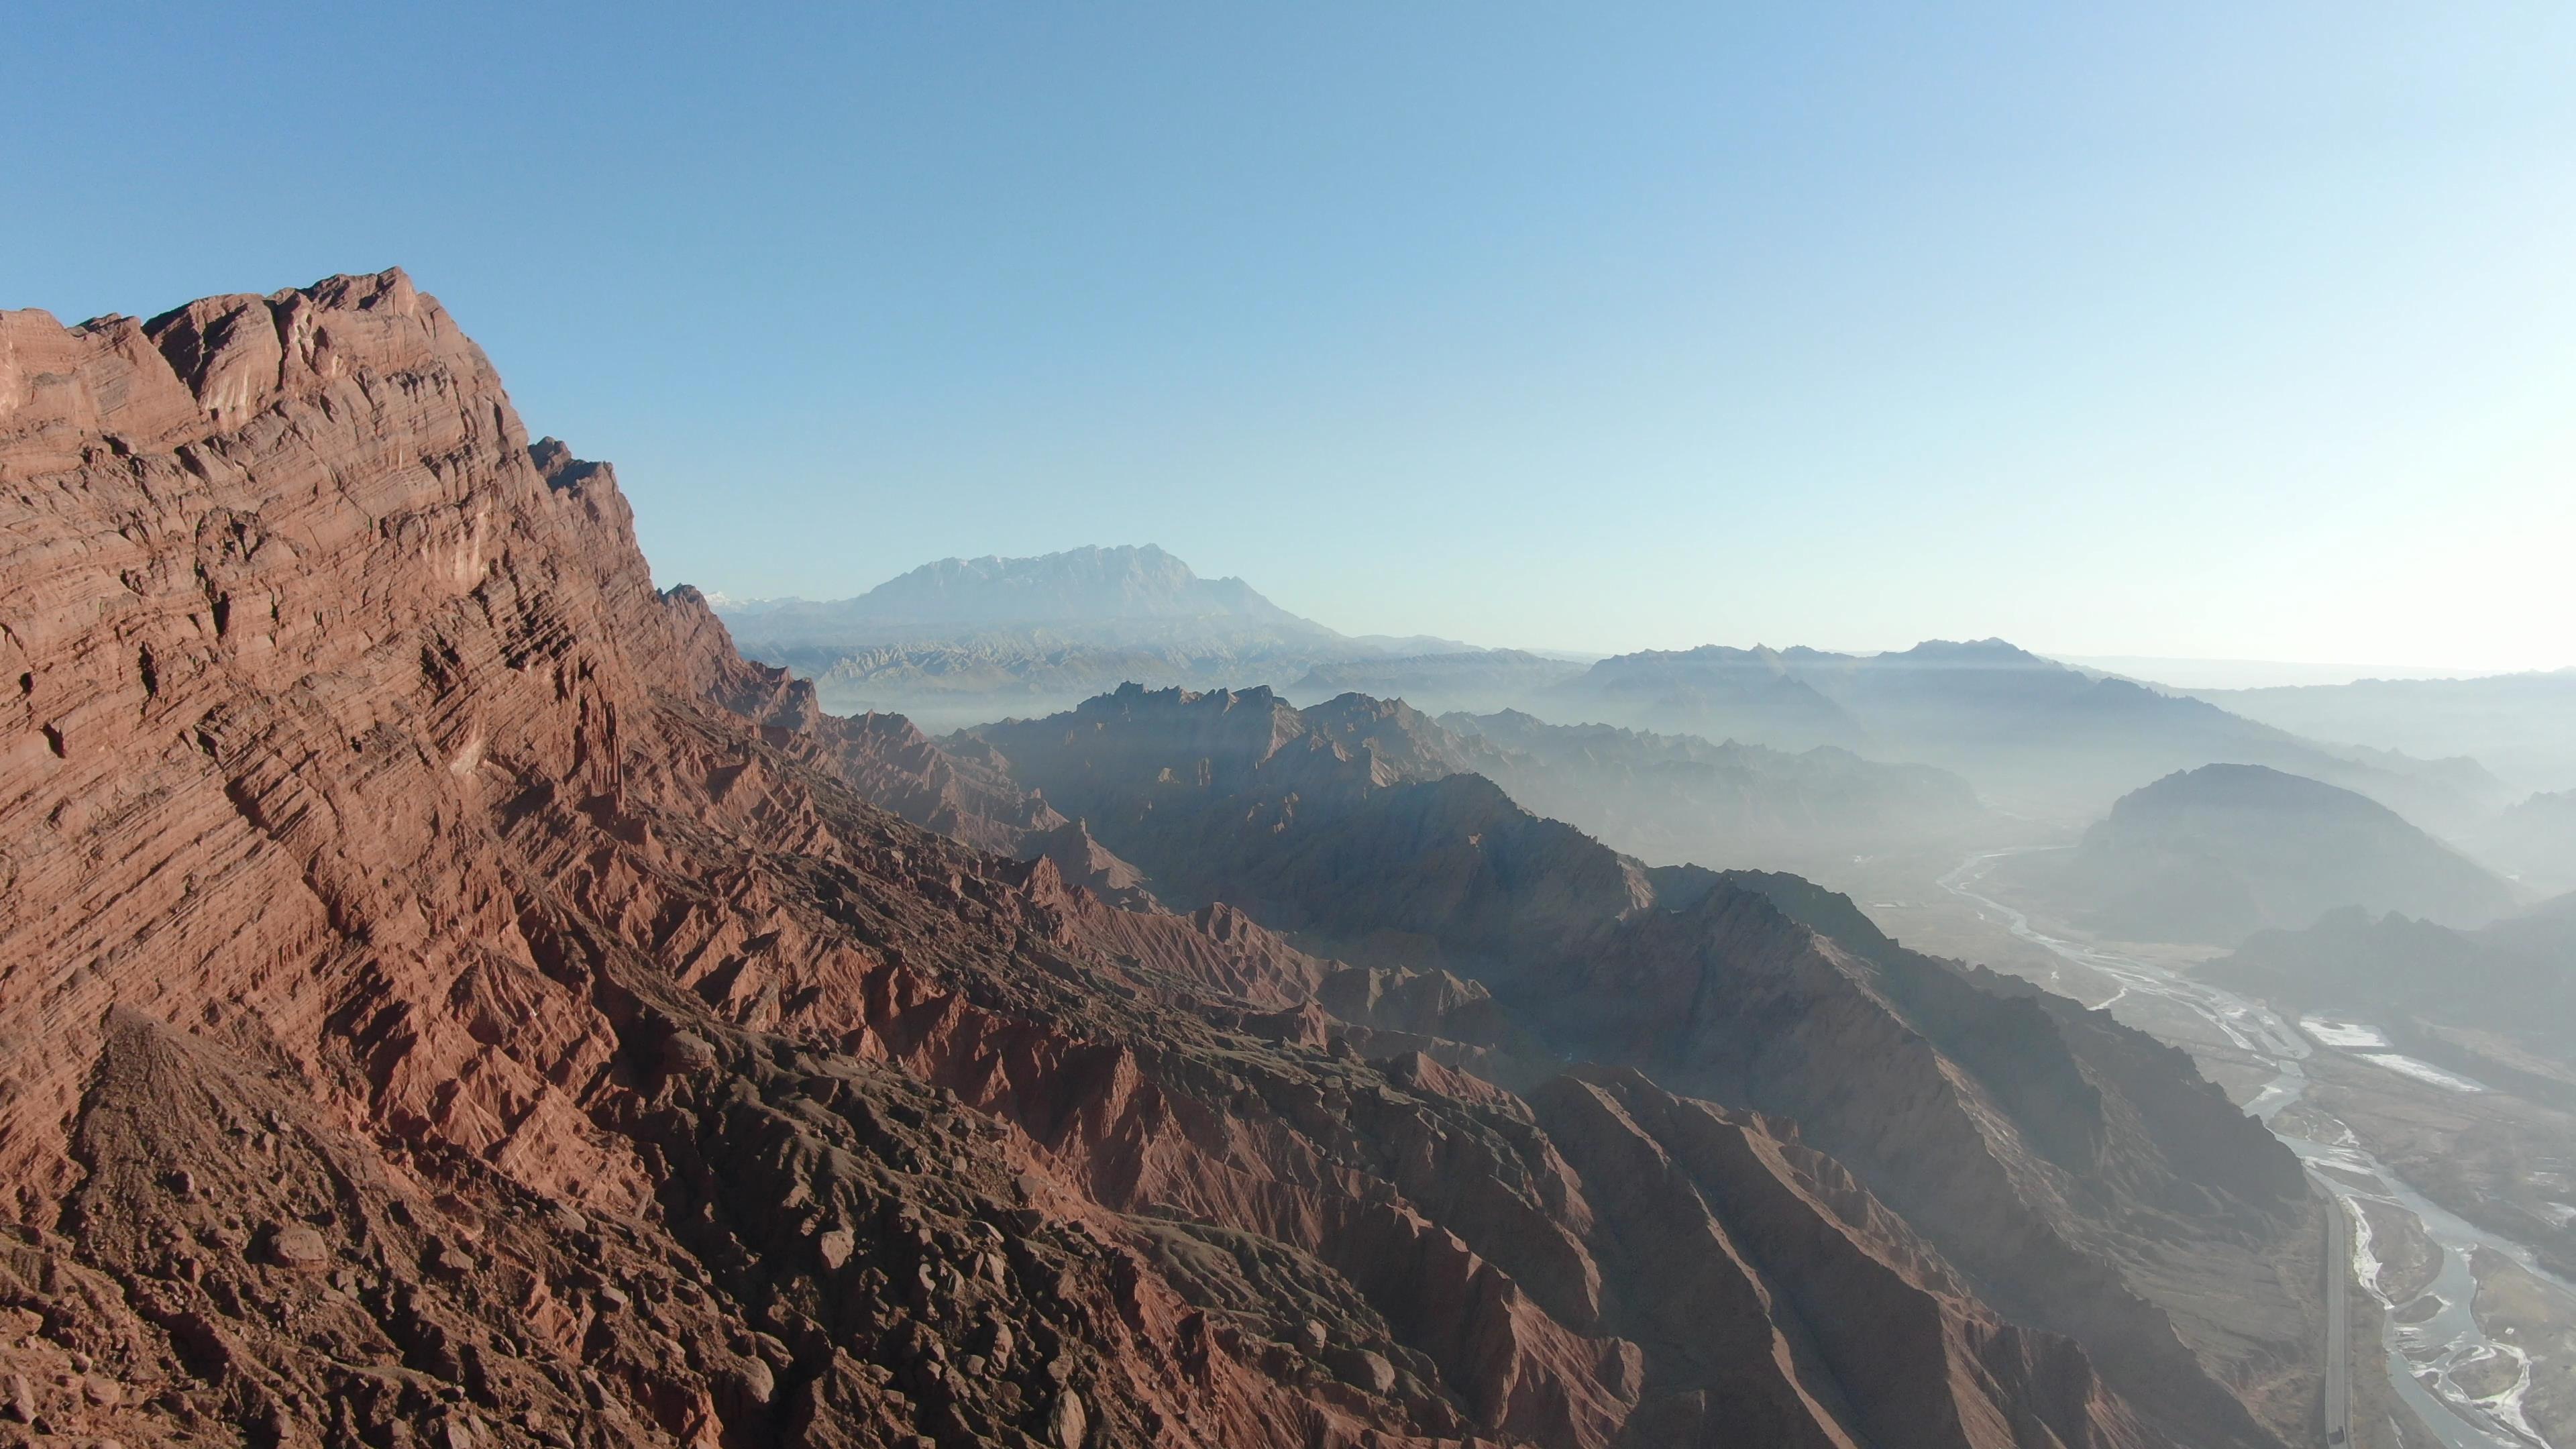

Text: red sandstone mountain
xmin=0 ymin=273 xmax=2318 ymax=1449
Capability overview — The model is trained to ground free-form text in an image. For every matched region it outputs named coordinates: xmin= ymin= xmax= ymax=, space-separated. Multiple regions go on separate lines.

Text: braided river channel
xmin=1943 ymin=849 xmax=2573 ymax=1448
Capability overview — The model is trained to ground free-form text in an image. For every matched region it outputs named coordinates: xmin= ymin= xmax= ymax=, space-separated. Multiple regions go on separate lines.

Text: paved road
xmin=2324 ymin=1185 xmax=2351 ymax=1445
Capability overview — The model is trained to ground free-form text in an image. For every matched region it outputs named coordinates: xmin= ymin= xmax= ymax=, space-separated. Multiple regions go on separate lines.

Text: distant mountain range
xmin=1292 ymin=649 xmax=1591 ymax=714
xmin=720 ymin=545 xmax=1495 ymax=727
xmin=720 ymin=552 xmax=2513 ymax=841
xmin=2002 ymin=763 xmax=2521 ymax=946
xmin=1440 ymin=708 xmax=1991 ymax=881
xmin=2211 ymin=893 xmax=2576 ymax=1092
xmin=2195 ymin=669 xmax=2576 ymax=794
xmin=1543 ymin=639 xmax=2506 ymax=830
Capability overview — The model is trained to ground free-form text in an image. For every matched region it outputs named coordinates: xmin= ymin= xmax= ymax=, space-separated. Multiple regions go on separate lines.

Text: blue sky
xmin=9 ymin=3 xmax=2573 ymax=669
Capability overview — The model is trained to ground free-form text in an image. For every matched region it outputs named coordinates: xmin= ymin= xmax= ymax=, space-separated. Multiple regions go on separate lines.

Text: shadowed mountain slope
xmin=965 ymin=686 xmax=2322 ymax=1448
xmin=2212 ymin=896 xmax=2576 ymax=1084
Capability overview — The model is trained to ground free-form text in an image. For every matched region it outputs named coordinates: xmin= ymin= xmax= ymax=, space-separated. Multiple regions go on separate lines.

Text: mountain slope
xmin=2470 ymin=788 xmax=2576 ymax=897
xmin=2019 ymin=764 xmax=2520 ymax=945
xmin=1543 ymin=645 xmax=1867 ymax=751
xmin=966 ymin=686 xmax=2321 ymax=1448
xmin=2213 ymin=902 xmax=2576 ymax=1075
xmin=0 ymin=272 xmax=2265 ymax=1449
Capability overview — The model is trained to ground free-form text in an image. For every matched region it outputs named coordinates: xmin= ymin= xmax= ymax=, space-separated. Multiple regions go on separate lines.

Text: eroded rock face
xmin=0 ymin=273 xmax=2294 ymax=1449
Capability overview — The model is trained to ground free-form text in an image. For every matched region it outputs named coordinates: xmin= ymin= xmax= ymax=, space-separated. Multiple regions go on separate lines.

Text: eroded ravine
xmin=1942 ymin=849 xmax=2567 ymax=1449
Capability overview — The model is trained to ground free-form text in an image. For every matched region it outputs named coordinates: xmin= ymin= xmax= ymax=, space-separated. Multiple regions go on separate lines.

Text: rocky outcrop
xmin=0 ymin=273 xmax=2241 ymax=1449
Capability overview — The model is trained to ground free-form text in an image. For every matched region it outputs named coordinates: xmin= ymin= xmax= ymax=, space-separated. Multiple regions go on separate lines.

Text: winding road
xmin=2327 ymin=1191 xmax=2351 ymax=1444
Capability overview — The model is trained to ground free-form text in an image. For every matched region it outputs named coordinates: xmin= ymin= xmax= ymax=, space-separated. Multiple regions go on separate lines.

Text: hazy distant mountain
xmin=2196 ymin=669 xmax=2576 ymax=794
xmin=720 ymin=544 xmax=1485 ymax=727
xmin=1543 ymin=643 xmax=1867 ymax=749
xmin=2470 ymin=790 xmax=2576 ymax=897
xmin=1556 ymin=639 xmax=2504 ymax=829
xmin=2013 ymin=763 xmax=2520 ymax=945
xmin=727 ymin=543 xmax=1338 ymax=649
xmin=1242 ymin=693 xmax=1990 ymax=879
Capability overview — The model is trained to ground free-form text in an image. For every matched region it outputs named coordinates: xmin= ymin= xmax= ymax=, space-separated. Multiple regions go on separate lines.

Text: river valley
xmin=1940 ymin=849 xmax=2575 ymax=1448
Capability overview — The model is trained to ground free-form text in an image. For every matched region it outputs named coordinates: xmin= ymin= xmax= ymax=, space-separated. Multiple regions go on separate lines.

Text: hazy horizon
xmin=11 ymin=3 xmax=2572 ymax=672
xmin=703 ymin=545 xmax=2555 ymax=686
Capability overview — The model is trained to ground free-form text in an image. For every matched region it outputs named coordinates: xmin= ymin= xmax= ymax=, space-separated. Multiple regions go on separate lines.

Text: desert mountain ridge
xmin=0 ymin=270 xmax=2339 ymax=1449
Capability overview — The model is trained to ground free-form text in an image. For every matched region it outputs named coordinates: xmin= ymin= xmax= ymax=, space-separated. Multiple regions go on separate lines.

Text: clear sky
xmin=9 ymin=3 xmax=2573 ymax=670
